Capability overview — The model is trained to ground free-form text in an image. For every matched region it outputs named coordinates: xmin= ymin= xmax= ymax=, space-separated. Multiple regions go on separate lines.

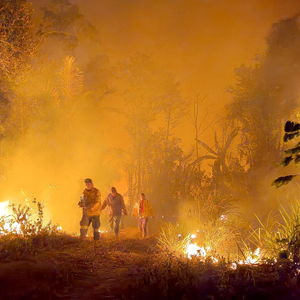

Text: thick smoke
xmin=228 ymin=14 xmax=300 ymax=216
xmin=1 ymin=0 xmax=300 ymax=232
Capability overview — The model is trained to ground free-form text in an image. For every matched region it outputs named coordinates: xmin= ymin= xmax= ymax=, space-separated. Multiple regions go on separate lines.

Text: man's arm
xmin=101 ymin=196 xmax=108 ymax=210
xmin=96 ymin=190 xmax=101 ymax=205
xmin=121 ymin=196 xmax=127 ymax=215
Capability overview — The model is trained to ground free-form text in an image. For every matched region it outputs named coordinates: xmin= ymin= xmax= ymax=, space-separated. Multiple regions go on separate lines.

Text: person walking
xmin=78 ymin=178 xmax=101 ymax=240
xmin=137 ymin=193 xmax=153 ymax=238
xmin=101 ymin=187 xmax=127 ymax=239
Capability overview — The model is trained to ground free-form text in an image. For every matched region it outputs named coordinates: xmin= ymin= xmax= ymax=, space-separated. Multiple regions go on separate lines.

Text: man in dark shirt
xmin=101 ymin=187 xmax=127 ymax=239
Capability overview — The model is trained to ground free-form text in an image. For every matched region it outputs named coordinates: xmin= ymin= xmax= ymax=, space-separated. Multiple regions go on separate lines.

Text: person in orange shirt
xmin=138 ymin=193 xmax=153 ymax=239
xmin=78 ymin=178 xmax=101 ymax=240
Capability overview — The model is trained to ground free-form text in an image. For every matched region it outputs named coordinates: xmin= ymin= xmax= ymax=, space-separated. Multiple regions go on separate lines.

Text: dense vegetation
xmin=1 ymin=1 xmax=300 ymax=298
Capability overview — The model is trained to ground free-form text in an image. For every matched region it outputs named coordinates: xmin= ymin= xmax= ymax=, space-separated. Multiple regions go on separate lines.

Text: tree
xmin=0 ymin=0 xmax=38 ymax=155
xmin=35 ymin=0 xmax=96 ymax=51
xmin=58 ymin=56 xmax=83 ymax=114
xmin=0 ymin=0 xmax=37 ymax=82
xmin=229 ymin=15 xmax=300 ymax=169
xmin=117 ymin=54 xmax=185 ymax=207
xmin=195 ymin=127 xmax=239 ymax=185
xmin=227 ymin=15 xmax=300 ymax=204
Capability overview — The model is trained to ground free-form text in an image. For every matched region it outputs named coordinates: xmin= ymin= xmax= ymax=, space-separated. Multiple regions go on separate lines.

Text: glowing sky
xmin=74 ymin=0 xmax=300 ymax=106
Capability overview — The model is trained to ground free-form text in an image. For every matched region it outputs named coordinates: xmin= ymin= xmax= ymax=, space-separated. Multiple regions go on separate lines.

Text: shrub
xmin=0 ymin=200 xmax=71 ymax=259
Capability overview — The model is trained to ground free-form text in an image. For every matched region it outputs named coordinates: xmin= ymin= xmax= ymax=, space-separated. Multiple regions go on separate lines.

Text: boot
xmin=94 ymin=231 xmax=100 ymax=240
xmin=80 ymin=228 xmax=88 ymax=239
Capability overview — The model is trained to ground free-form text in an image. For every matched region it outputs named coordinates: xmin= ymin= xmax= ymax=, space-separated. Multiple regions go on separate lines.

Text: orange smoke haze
xmin=1 ymin=0 xmax=300 ymax=232
xmin=74 ymin=0 xmax=300 ymax=103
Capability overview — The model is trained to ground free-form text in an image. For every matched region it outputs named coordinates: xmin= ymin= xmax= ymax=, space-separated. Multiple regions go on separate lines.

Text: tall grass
xmin=157 ymin=223 xmax=190 ymax=256
xmin=177 ymin=193 xmax=242 ymax=257
xmin=250 ymin=200 xmax=300 ymax=261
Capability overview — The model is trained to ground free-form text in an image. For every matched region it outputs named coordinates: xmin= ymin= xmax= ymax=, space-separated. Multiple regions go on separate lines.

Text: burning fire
xmin=0 ymin=200 xmax=9 ymax=217
xmin=0 ymin=200 xmax=21 ymax=234
xmin=185 ymin=242 xmax=219 ymax=262
xmin=0 ymin=199 xmax=62 ymax=235
xmin=0 ymin=200 xmax=10 ymax=217
xmin=186 ymin=243 xmax=205 ymax=259
xmin=239 ymin=248 xmax=261 ymax=265
xmin=184 ymin=234 xmax=219 ymax=262
xmin=184 ymin=232 xmax=262 ymax=267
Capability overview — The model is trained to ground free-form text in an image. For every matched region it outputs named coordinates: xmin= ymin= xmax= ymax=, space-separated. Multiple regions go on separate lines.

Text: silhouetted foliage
xmin=272 ymin=175 xmax=297 ymax=188
xmin=284 ymin=121 xmax=300 ymax=133
xmin=273 ymin=120 xmax=300 ymax=187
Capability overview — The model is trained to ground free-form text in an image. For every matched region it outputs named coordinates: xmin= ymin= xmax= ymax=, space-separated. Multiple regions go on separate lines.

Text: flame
xmin=186 ymin=243 xmax=202 ymax=258
xmin=0 ymin=199 xmax=64 ymax=236
xmin=185 ymin=242 xmax=219 ymax=262
xmin=184 ymin=233 xmax=219 ymax=262
xmin=184 ymin=236 xmax=263 ymax=269
xmin=0 ymin=200 xmax=10 ymax=217
xmin=239 ymin=248 xmax=261 ymax=265
xmin=185 ymin=242 xmax=261 ymax=267
xmin=231 ymin=262 xmax=237 ymax=270
xmin=220 ymin=214 xmax=227 ymax=221
xmin=183 ymin=230 xmax=262 ymax=268
xmin=0 ymin=200 xmax=22 ymax=234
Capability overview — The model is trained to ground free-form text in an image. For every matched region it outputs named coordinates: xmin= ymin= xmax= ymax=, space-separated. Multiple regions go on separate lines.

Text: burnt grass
xmin=0 ymin=232 xmax=300 ymax=300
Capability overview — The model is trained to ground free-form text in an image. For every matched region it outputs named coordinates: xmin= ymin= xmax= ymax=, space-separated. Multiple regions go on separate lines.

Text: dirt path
xmin=0 ymin=234 xmax=156 ymax=299
xmin=67 ymin=237 xmax=156 ymax=299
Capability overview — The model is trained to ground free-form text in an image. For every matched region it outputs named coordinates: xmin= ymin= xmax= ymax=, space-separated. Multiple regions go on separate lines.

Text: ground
xmin=1 ymin=228 xmax=300 ymax=299
xmin=0 ymin=229 xmax=156 ymax=299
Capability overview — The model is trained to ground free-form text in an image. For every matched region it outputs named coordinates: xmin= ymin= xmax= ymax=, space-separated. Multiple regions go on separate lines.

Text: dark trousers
xmin=80 ymin=214 xmax=100 ymax=240
xmin=109 ymin=215 xmax=121 ymax=237
xmin=139 ymin=217 xmax=148 ymax=238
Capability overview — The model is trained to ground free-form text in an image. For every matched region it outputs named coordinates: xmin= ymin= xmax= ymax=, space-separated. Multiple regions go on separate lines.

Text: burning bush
xmin=157 ymin=199 xmax=300 ymax=266
xmin=0 ymin=199 xmax=59 ymax=236
xmin=173 ymin=193 xmax=243 ymax=260
xmin=157 ymin=223 xmax=219 ymax=263
xmin=0 ymin=199 xmax=72 ymax=259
